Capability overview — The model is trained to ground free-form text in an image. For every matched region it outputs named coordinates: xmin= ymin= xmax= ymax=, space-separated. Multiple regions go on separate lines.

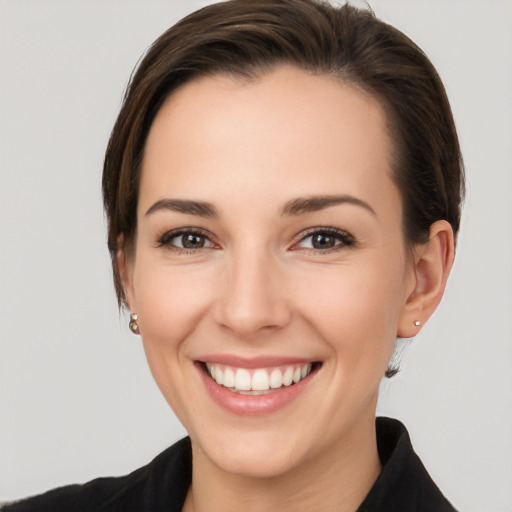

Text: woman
xmin=3 ymin=1 xmax=464 ymax=510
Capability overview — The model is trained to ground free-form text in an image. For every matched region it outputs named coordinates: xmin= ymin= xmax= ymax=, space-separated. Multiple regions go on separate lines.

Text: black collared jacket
xmin=2 ymin=417 xmax=457 ymax=511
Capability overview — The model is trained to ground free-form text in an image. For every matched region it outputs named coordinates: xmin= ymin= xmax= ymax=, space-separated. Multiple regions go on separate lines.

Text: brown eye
xmin=311 ymin=233 xmax=337 ymax=249
xmin=296 ymin=228 xmax=355 ymax=251
xmin=158 ymin=230 xmax=214 ymax=251
xmin=181 ymin=233 xmax=206 ymax=249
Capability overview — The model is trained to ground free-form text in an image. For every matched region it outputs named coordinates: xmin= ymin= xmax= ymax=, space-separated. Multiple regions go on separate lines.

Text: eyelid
xmin=156 ymin=227 xmax=217 ymax=251
xmin=155 ymin=226 xmax=355 ymax=253
xmin=292 ymin=226 xmax=356 ymax=251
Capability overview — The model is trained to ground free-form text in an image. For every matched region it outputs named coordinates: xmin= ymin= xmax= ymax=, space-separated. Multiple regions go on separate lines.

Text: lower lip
xmin=197 ymin=363 xmax=318 ymax=416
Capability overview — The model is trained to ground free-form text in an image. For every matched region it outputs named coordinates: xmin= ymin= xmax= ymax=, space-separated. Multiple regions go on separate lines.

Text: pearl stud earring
xmin=129 ymin=314 xmax=139 ymax=334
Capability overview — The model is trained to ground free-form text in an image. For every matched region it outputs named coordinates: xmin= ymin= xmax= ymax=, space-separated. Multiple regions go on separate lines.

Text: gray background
xmin=1 ymin=1 xmax=511 ymax=510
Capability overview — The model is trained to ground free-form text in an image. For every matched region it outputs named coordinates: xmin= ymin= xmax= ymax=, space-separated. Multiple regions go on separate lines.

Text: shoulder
xmin=358 ymin=417 xmax=457 ymax=512
xmin=2 ymin=437 xmax=192 ymax=512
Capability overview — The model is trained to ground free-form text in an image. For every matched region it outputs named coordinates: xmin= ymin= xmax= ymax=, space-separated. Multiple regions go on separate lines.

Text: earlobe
xmin=117 ymin=235 xmax=137 ymax=311
xmin=397 ymin=220 xmax=455 ymax=338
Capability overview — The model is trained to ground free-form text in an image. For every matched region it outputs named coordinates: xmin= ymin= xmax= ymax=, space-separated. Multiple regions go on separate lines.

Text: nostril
xmin=214 ymin=303 xmax=293 ymax=338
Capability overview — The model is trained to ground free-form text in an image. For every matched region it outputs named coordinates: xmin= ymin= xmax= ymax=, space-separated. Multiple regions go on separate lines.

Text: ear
xmin=398 ymin=220 xmax=455 ymax=338
xmin=117 ymin=234 xmax=137 ymax=312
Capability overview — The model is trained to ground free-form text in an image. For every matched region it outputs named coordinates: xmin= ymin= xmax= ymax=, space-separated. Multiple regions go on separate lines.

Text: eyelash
xmin=156 ymin=228 xmax=215 ymax=255
xmin=156 ymin=227 xmax=356 ymax=254
xmin=293 ymin=227 xmax=356 ymax=253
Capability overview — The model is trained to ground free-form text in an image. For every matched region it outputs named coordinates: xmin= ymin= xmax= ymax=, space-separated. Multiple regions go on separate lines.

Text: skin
xmin=119 ymin=66 xmax=454 ymax=512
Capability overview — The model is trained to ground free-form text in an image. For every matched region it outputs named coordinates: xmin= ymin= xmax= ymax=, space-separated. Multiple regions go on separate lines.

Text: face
xmin=122 ymin=66 xmax=416 ymax=478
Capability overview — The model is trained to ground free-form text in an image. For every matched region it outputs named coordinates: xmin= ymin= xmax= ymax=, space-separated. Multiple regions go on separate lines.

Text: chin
xmin=196 ymin=429 xmax=309 ymax=479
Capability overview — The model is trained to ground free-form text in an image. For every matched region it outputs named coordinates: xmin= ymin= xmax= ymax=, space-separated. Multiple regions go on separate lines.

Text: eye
xmin=158 ymin=229 xmax=215 ymax=251
xmin=295 ymin=228 xmax=355 ymax=251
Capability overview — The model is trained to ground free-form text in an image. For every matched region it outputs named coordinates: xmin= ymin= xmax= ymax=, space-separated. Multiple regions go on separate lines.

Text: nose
xmin=213 ymin=248 xmax=292 ymax=338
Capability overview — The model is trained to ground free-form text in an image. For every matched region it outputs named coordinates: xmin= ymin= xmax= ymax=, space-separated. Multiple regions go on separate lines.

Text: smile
xmin=197 ymin=358 xmax=321 ymax=415
xmin=205 ymin=363 xmax=313 ymax=395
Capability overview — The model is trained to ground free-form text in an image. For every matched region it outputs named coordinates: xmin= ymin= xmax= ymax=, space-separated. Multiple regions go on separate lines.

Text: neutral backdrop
xmin=1 ymin=1 xmax=511 ymax=510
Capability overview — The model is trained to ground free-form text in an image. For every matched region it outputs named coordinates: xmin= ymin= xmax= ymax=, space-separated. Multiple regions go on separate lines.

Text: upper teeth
xmin=205 ymin=363 xmax=313 ymax=393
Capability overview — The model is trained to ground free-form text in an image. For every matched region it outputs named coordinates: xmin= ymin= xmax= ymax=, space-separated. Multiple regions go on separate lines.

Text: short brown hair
xmin=103 ymin=0 xmax=464 ymax=307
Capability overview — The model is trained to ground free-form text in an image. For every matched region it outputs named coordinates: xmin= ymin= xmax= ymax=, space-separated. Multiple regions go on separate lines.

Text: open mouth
xmin=201 ymin=361 xmax=321 ymax=395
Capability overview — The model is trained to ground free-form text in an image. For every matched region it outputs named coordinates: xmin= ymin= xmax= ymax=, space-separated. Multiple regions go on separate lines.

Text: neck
xmin=183 ymin=416 xmax=381 ymax=512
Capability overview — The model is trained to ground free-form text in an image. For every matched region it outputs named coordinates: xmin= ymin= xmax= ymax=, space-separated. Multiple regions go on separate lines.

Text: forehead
xmin=140 ymin=66 xmax=397 ymax=216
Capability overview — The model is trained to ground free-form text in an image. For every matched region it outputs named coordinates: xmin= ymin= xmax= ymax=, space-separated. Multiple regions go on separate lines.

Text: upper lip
xmin=197 ymin=354 xmax=318 ymax=368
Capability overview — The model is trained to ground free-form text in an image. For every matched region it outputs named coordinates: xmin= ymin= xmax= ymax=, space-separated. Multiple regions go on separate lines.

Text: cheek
xmin=132 ymin=260 xmax=216 ymax=350
xmin=293 ymin=258 xmax=407 ymax=359
xmin=131 ymin=261 xmax=218 ymax=418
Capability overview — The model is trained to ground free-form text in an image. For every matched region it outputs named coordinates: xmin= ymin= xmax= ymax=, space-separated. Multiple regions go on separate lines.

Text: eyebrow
xmin=145 ymin=195 xmax=375 ymax=218
xmin=282 ymin=195 xmax=376 ymax=216
xmin=145 ymin=199 xmax=219 ymax=217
